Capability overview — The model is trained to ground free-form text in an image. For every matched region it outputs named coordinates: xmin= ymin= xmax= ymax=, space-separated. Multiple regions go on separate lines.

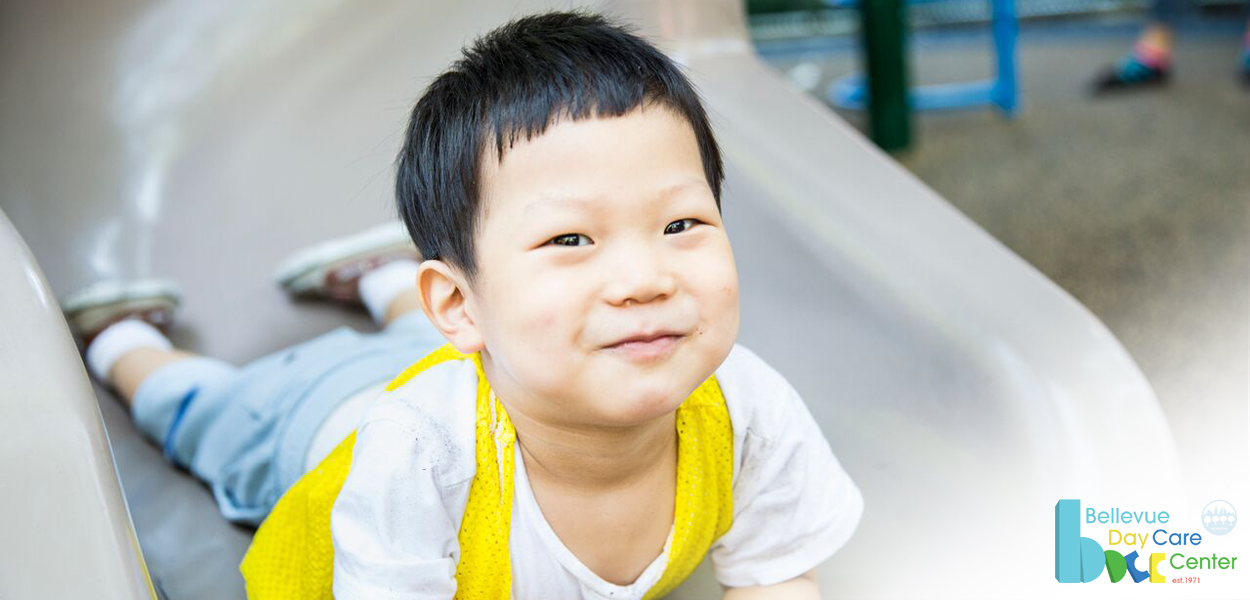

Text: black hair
xmin=395 ymin=9 xmax=725 ymax=287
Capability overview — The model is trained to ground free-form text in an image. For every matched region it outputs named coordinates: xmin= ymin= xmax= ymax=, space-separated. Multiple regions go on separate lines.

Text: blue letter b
xmin=1056 ymin=499 xmax=1106 ymax=583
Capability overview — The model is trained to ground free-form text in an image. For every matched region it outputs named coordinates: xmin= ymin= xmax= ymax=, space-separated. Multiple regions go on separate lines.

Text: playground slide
xmin=0 ymin=0 xmax=1178 ymax=598
xmin=0 ymin=210 xmax=155 ymax=599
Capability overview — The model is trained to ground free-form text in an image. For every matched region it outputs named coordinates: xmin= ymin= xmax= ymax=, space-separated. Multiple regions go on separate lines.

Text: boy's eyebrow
xmin=524 ymin=179 xmax=706 ymax=218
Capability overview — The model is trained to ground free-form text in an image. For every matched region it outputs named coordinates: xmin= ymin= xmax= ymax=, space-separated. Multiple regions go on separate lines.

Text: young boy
xmin=68 ymin=9 xmax=862 ymax=600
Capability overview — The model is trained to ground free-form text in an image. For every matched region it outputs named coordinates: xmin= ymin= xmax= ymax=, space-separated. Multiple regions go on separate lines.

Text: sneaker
xmin=61 ymin=279 xmax=181 ymax=347
xmin=274 ymin=222 xmax=421 ymax=305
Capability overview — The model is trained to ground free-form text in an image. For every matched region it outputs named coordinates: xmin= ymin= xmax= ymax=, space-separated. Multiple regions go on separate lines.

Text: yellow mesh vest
xmin=241 ymin=343 xmax=733 ymax=599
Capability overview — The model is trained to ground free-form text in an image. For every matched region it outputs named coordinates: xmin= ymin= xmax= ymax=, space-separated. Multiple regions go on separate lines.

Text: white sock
xmin=359 ymin=260 xmax=421 ymax=325
xmin=85 ymin=319 xmax=173 ymax=382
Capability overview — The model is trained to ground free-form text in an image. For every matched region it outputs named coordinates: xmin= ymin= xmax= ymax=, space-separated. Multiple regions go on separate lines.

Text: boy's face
xmin=465 ymin=105 xmax=739 ymax=428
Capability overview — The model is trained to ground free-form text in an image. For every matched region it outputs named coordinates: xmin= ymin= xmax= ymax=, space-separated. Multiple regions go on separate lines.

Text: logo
xmin=1202 ymin=501 xmax=1237 ymax=536
xmin=1056 ymin=499 xmax=1241 ymax=584
xmin=1055 ymin=499 xmax=1165 ymax=583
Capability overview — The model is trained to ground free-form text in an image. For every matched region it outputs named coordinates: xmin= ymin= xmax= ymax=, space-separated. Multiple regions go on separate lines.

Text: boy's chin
xmin=597 ymin=389 xmax=688 ymax=426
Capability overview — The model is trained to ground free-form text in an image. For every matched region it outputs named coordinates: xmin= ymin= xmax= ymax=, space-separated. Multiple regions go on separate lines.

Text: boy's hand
xmin=721 ymin=569 xmax=820 ymax=600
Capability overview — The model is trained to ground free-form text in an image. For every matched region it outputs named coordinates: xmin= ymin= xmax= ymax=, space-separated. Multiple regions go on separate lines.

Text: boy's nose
xmin=604 ymin=241 xmax=676 ymax=306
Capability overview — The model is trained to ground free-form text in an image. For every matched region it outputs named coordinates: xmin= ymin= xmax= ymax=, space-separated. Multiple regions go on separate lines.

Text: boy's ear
xmin=416 ymin=260 xmax=485 ymax=355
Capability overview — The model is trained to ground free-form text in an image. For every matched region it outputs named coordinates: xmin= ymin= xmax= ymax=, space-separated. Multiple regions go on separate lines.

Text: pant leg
xmin=179 ymin=321 xmax=445 ymax=525
xmin=126 ymin=327 xmax=364 ymax=524
xmin=131 ymin=316 xmax=448 ymax=526
xmin=131 ymin=356 xmax=240 ymax=461
xmin=170 ymin=326 xmax=363 ymax=524
xmin=129 ymin=347 xmax=303 ymax=524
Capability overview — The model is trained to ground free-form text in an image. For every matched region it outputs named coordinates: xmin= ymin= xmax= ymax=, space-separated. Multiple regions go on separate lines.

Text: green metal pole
xmin=860 ymin=0 xmax=911 ymax=151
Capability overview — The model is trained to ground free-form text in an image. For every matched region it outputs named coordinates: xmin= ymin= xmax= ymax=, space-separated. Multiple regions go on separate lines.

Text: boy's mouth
xmin=603 ymin=332 xmax=686 ymax=361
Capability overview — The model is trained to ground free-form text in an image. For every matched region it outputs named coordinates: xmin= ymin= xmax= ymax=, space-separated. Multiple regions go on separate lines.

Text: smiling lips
xmin=604 ymin=331 xmax=686 ymax=360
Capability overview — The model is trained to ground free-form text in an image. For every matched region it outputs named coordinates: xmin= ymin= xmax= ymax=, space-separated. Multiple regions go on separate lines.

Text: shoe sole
xmin=273 ymin=222 xmax=415 ymax=296
xmin=61 ymin=279 xmax=182 ymax=314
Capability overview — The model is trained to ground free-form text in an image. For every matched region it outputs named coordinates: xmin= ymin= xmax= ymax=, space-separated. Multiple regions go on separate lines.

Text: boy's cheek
xmin=523 ymin=308 xmax=561 ymax=334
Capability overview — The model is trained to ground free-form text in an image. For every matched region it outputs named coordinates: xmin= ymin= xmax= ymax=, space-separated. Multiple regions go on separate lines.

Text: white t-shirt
xmin=329 ymin=343 xmax=864 ymax=599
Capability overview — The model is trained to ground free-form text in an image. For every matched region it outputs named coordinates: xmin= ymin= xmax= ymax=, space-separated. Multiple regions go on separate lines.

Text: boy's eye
xmin=549 ymin=233 xmax=590 ymax=247
xmin=547 ymin=219 xmax=700 ymax=247
xmin=665 ymin=218 xmax=700 ymax=234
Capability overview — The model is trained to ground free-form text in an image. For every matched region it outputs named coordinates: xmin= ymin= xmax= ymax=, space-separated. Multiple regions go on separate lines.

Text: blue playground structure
xmin=826 ymin=0 xmax=1020 ymax=115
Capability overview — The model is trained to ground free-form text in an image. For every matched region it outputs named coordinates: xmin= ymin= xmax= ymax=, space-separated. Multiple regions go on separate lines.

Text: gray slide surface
xmin=0 ymin=0 xmax=1178 ymax=598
